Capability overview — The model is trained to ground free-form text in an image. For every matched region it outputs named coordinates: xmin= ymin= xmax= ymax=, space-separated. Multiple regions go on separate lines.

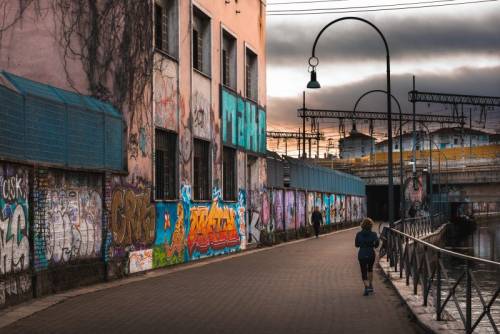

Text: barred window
xmin=155 ymin=129 xmax=177 ymax=200
xmin=245 ymin=48 xmax=258 ymax=101
xmin=193 ymin=139 xmax=210 ymax=200
xmin=222 ymin=30 xmax=236 ymax=89
xmin=223 ymin=146 xmax=236 ymax=201
xmin=193 ymin=7 xmax=211 ymax=75
xmin=154 ymin=1 xmax=178 ymax=58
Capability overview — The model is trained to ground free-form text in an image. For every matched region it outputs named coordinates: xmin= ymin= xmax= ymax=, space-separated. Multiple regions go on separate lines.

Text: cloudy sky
xmin=265 ymin=0 xmax=500 ymax=156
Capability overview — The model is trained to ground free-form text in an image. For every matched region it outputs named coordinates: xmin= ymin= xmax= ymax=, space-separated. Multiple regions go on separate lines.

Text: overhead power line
xmin=268 ymin=0 xmax=349 ymax=5
xmin=267 ymin=0 xmax=461 ymax=12
xmin=267 ymin=0 xmax=498 ymax=15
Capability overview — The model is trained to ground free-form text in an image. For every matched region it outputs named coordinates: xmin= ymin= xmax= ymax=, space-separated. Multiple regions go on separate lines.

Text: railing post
xmin=413 ymin=244 xmax=418 ymax=295
xmin=436 ymin=252 xmax=442 ymax=321
xmin=423 ymin=246 xmax=428 ymax=306
xmin=399 ymin=235 xmax=404 ymax=279
xmin=465 ymin=260 xmax=472 ymax=334
xmin=405 ymin=236 xmax=410 ymax=286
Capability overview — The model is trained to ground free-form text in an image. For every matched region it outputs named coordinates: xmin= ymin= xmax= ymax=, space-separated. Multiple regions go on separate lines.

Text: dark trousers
xmin=313 ymin=223 xmax=320 ymax=237
xmin=358 ymin=256 xmax=375 ymax=280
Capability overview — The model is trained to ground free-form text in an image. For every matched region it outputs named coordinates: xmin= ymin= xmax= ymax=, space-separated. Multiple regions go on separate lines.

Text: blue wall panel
xmin=0 ymin=72 xmax=124 ymax=171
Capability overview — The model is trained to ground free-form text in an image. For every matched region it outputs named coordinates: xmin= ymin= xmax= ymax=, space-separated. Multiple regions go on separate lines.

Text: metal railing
xmin=385 ymin=220 xmax=500 ymax=333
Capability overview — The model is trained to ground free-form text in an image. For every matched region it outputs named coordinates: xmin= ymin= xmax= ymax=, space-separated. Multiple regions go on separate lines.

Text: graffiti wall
xmin=329 ymin=194 xmax=336 ymax=225
xmin=192 ymin=73 xmax=211 ymax=140
xmin=297 ymin=191 xmax=306 ymax=228
xmin=307 ymin=192 xmax=315 ymax=225
xmin=109 ymin=186 xmax=156 ymax=257
xmin=315 ymin=193 xmax=323 ymax=225
xmin=39 ymin=171 xmax=103 ymax=267
xmin=0 ymin=163 xmax=30 ymax=307
xmin=272 ymin=189 xmax=284 ymax=231
xmin=154 ymin=56 xmax=178 ymax=132
xmin=153 ymin=188 xmax=246 ymax=269
xmin=323 ymin=194 xmax=330 ymax=225
xmin=284 ymin=190 xmax=295 ymax=230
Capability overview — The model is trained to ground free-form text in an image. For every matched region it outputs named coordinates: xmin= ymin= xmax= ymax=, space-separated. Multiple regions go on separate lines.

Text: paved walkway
xmin=3 ymin=228 xmax=424 ymax=334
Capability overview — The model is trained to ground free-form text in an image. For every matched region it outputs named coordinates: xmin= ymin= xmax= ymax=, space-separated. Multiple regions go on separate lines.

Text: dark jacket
xmin=355 ymin=230 xmax=379 ymax=259
xmin=312 ymin=211 xmax=323 ymax=226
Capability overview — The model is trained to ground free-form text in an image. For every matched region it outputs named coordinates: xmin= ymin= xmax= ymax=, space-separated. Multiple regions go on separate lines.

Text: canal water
xmin=443 ymin=216 xmax=500 ymax=332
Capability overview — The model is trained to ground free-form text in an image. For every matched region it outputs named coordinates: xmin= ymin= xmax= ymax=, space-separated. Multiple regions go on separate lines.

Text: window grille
xmin=193 ymin=139 xmax=210 ymax=200
xmin=155 ymin=129 xmax=177 ymax=200
xmin=223 ymin=147 xmax=236 ymax=200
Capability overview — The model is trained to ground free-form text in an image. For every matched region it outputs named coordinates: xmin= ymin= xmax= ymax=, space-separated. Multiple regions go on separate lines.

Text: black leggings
xmin=358 ymin=257 xmax=375 ymax=280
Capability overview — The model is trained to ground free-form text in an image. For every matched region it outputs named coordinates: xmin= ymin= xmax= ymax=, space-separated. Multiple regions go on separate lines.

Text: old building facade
xmin=0 ymin=0 xmax=266 ymax=307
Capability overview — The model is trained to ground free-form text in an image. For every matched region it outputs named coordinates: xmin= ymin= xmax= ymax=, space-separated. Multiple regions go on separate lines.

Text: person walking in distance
xmin=355 ymin=218 xmax=379 ymax=296
xmin=311 ymin=206 xmax=323 ymax=238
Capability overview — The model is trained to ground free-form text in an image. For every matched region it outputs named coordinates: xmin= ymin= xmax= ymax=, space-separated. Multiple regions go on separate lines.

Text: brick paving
xmin=3 ymin=228 xmax=425 ymax=334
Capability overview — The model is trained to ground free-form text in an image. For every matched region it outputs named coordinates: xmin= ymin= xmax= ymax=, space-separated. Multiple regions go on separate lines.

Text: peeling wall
xmin=154 ymin=55 xmax=179 ymax=132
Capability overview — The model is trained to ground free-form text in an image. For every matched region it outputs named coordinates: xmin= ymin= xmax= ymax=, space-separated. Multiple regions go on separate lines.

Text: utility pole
xmin=302 ymin=91 xmax=306 ymax=159
xmin=412 ymin=76 xmax=417 ymax=181
xmin=469 ymin=108 xmax=472 ymax=159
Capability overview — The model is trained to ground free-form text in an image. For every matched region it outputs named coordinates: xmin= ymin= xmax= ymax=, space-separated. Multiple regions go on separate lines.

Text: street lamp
xmin=307 ymin=17 xmax=395 ymax=227
xmin=353 ymin=90 xmax=405 ymax=222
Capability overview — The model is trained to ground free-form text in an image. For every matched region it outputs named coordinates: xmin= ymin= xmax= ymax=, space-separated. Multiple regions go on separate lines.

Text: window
xmin=454 ymin=138 xmax=459 ymax=145
xmin=155 ymin=129 xmax=177 ymax=200
xmin=193 ymin=7 xmax=211 ymax=75
xmin=193 ymin=139 xmax=210 ymax=200
xmin=245 ymin=47 xmax=258 ymax=101
xmin=154 ymin=0 xmax=178 ymax=58
xmin=222 ymin=30 xmax=236 ymax=90
xmin=223 ymin=147 xmax=236 ymax=201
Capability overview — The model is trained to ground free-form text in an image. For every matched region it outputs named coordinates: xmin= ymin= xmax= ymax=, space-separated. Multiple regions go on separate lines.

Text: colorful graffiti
xmin=297 ymin=191 xmax=306 ymax=228
xmin=261 ymin=191 xmax=270 ymax=227
xmin=307 ymin=192 xmax=315 ymax=225
xmin=153 ymin=188 xmax=246 ymax=267
xmin=110 ymin=188 xmax=156 ymax=247
xmin=323 ymin=194 xmax=330 ymax=225
xmin=221 ymin=87 xmax=266 ymax=155
xmin=329 ymin=194 xmax=336 ymax=225
xmin=154 ymin=202 xmax=185 ymax=267
xmin=284 ymin=190 xmax=295 ymax=230
xmin=272 ymin=189 xmax=284 ymax=231
xmin=0 ymin=165 xmax=29 ymax=276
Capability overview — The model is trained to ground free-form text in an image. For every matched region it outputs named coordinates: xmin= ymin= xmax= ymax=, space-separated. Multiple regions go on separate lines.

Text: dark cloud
xmin=268 ymin=65 xmax=500 ymax=140
xmin=267 ymin=12 xmax=500 ymax=66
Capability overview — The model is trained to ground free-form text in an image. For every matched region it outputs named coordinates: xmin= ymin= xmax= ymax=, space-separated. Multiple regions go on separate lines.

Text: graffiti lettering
xmin=0 ymin=175 xmax=27 ymax=202
xmin=44 ymin=189 xmax=102 ymax=263
xmin=188 ymin=203 xmax=239 ymax=257
xmin=110 ymin=189 xmax=156 ymax=246
xmin=0 ymin=205 xmax=29 ymax=275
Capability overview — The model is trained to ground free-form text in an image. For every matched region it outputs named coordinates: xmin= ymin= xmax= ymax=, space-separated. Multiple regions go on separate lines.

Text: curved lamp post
xmin=353 ymin=90 xmax=404 ymax=222
xmin=307 ymin=17 xmax=395 ymax=227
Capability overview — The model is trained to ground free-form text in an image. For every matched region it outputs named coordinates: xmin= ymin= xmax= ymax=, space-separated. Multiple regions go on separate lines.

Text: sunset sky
xmin=265 ymin=0 xmax=500 ymax=156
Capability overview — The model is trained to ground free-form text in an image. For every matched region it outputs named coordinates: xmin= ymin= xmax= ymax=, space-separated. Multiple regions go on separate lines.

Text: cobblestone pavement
xmin=3 ymin=228 xmax=425 ymax=334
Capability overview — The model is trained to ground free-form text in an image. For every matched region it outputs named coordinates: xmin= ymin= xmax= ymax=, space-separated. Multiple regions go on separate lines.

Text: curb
xmin=378 ymin=259 xmax=438 ymax=334
xmin=0 ymin=225 xmax=358 ymax=329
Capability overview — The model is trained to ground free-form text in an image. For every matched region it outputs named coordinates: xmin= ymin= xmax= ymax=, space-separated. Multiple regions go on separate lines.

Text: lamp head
xmin=307 ymin=70 xmax=321 ymax=89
